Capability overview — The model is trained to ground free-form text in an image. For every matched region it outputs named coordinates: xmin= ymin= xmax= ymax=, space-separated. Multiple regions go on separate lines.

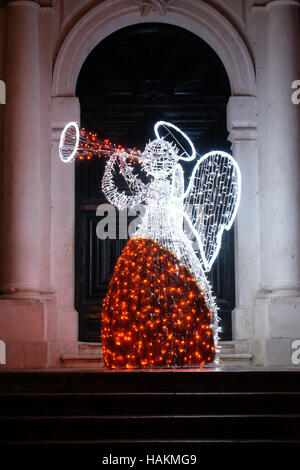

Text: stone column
xmin=1 ymin=1 xmax=41 ymax=295
xmin=261 ymin=0 xmax=300 ymax=292
xmin=0 ymin=1 xmax=54 ymax=369
xmin=253 ymin=0 xmax=300 ymax=366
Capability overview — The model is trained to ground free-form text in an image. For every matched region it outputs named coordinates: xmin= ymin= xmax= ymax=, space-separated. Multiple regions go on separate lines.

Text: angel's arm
xmin=171 ymin=163 xmax=185 ymax=200
xmin=102 ymin=153 xmax=148 ymax=210
xmin=118 ymin=154 xmax=148 ymax=195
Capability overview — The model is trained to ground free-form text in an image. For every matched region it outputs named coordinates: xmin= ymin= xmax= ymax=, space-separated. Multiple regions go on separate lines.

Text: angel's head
xmin=141 ymin=139 xmax=179 ymax=179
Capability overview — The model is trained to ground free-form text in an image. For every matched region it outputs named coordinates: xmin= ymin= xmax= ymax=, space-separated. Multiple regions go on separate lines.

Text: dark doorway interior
xmin=75 ymin=23 xmax=233 ymax=343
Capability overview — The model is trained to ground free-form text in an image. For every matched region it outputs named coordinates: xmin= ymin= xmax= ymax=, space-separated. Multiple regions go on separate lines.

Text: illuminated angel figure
xmin=99 ymin=121 xmax=241 ymax=368
xmin=58 ymin=120 xmax=241 ymax=368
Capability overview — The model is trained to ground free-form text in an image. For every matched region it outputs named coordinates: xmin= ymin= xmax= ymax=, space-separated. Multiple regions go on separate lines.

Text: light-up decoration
xmin=58 ymin=120 xmax=241 ymax=368
xmin=101 ymin=237 xmax=215 ymax=368
xmin=59 ymin=121 xmax=141 ymax=163
xmin=154 ymin=120 xmax=196 ymax=161
xmin=59 ymin=121 xmax=80 ymax=162
xmin=183 ymin=150 xmax=241 ymax=271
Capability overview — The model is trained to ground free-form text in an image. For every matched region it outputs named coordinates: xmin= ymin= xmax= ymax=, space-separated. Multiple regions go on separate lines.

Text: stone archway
xmin=51 ymin=0 xmax=257 ymax=364
xmin=53 ymin=0 xmax=255 ymax=97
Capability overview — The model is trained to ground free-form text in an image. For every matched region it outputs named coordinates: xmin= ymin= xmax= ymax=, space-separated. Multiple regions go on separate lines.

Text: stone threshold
xmin=60 ymin=341 xmax=253 ymax=368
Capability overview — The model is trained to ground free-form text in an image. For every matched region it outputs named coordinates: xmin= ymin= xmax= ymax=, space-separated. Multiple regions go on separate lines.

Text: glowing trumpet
xmin=59 ymin=121 xmax=141 ymax=163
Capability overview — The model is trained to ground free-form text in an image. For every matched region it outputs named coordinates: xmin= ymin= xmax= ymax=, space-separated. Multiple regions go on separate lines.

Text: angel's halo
xmin=154 ymin=120 xmax=196 ymax=162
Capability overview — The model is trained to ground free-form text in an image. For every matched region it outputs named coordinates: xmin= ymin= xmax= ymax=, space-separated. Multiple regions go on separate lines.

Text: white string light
xmin=101 ymin=123 xmax=241 ymax=364
xmin=154 ymin=121 xmax=196 ymax=161
xmin=59 ymin=120 xmax=241 ymax=365
xmin=183 ymin=150 xmax=241 ymax=271
xmin=59 ymin=121 xmax=80 ymax=163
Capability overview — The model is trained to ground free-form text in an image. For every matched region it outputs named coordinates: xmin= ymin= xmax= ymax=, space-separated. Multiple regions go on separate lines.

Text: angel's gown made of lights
xmin=101 ymin=163 xmax=219 ymax=369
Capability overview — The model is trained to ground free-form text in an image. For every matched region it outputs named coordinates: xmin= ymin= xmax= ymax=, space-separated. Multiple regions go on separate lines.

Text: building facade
xmin=0 ymin=0 xmax=299 ymax=369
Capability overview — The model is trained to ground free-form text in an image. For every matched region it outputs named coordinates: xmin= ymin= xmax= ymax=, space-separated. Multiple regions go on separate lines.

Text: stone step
xmin=1 ymin=414 xmax=300 ymax=441
xmin=1 ymin=370 xmax=299 ymax=393
xmin=0 ymin=391 xmax=299 ymax=416
xmin=0 ymin=370 xmax=299 ymax=462
xmin=62 ymin=341 xmax=252 ymax=368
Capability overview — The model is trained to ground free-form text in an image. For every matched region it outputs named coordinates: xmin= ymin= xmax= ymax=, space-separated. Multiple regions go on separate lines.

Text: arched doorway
xmin=51 ymin=0 xmax=257 ymax=363
xmin=75 ymin=22 xmax=234 ymax=343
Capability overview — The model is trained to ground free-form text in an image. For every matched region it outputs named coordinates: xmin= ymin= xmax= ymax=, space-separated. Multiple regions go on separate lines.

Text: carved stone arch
xmin=52 ymin=0 xmax=255 ymax=97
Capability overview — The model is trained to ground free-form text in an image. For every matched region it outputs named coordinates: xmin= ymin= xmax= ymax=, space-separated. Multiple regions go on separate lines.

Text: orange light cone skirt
xmin=101 ymin=237 xmax=216 ymax=368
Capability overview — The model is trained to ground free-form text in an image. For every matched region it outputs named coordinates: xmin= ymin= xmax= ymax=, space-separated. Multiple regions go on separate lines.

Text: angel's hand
xmin=118 ymin=152 xmax=148 ymax=196
xmin=102 ymin=151 xmax=148 ymax=210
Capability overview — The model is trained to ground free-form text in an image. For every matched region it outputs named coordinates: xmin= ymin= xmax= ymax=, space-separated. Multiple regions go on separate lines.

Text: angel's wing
xmin=183 ymin=151 xmax=241 ymax=272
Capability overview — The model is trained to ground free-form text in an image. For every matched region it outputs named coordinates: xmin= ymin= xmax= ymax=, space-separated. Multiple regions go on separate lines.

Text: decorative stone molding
xmin=37 ymin=0 xmax=56 ymax=5
xmin=51 ymin=96 xmax=80 ymax=140
xmin=0 ymin=285 xmax=54 ymax=299
xmin=2 ymin=0 xmax=56 ymax=5
xmin=53 ymin=0 xmax=255 ymax=97
xmin=227 ymin=96 xmax=258 ymax=143
xmin=252 ymin=0 xmax=300 ymax=7
xmin=267 ymin=0 xmax=300 ymax=8
xmin=133 ymin=0 xmax=173 ymax=16
xmin=251 ymin=0 xmax=272 ymax=5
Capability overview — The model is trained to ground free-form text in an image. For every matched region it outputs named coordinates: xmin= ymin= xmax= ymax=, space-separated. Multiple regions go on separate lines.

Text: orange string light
xmin=101 ymin=237 xmax=216 ymax=369
xmin=74 ymin=128 xmax=142 ymax=162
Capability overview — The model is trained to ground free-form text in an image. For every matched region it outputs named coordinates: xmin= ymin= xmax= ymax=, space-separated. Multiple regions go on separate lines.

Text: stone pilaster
xmin=227 ymin=96 xmax=259 ymax=359
xmin=51 ymin=97 xmax=80 ymax=361
xmin=261 ymin=0 xmax=300 ymax=292
xmin=1 ymin=1 xmax=41 ymax=296
xmin=252 ymin=0 xmax=300 ymax=366
xmin=0 ymin=1 xmax=58 ymax=369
